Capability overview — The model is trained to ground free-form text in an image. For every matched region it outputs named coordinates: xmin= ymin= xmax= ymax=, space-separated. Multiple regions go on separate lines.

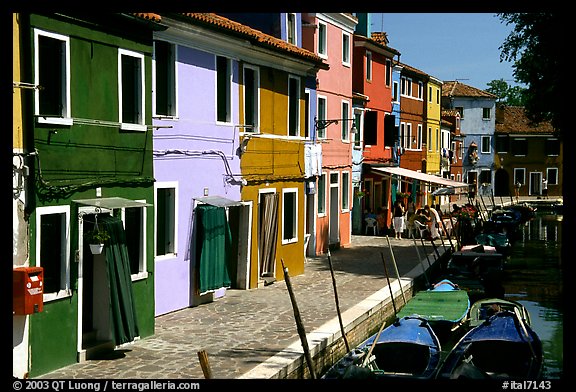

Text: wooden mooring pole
xmin=197 ymin=350 xmax=213 ymax=379
xmin=327 ymin=250 xmax=350 ymax=352
xmin=281 ymin=259 xmax=317 ymax=379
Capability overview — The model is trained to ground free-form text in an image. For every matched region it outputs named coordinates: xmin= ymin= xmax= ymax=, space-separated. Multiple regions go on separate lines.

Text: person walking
xmin=424 ymin=204 xmax=441 ymax=240
xmin=392 ymin=200 xmax=405 ymax=239
xmin=515 ymin=181 xmax=521 ymax=201
xmin=542 ymin=177 xmax=548 ymax=199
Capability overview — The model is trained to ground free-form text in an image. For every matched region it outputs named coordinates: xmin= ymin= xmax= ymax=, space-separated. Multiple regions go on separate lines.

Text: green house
xmin=13 ymin=12 xmax=163 ymax=378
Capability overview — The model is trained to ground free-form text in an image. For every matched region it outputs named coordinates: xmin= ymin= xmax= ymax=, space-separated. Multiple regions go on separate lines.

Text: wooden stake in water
xmin=327 ymin=250 xmax=350 ymax=352
xmin=281 ymin=259 xmax=317 ymax=379
xmin=197 ymin=350 xmax=213 ymax=379
xmin=385 ymin=236 xmax=407 ymax=305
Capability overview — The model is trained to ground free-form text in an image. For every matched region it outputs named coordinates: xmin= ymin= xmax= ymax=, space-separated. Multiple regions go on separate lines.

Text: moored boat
xmin=322 ymin=315 xmax=442 ymax=379
xmin=468 ymin=298 xmax=531 ymax=329
xmin=436 ymin=310 xmax=543 ymax=379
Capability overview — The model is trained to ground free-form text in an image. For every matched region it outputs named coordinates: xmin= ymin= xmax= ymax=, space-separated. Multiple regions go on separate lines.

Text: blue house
xmin=441 ymin=81 xmax=497 ymax=197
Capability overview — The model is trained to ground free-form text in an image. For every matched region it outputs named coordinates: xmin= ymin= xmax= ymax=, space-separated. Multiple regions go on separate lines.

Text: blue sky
xmin=370 ymin=13 xmax=522 ymax=91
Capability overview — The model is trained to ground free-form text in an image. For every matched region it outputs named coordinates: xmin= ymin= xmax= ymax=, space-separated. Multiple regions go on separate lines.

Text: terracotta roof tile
xmin=442 ymin=80 xmax=497 ymax=99
xmin=132 ymin=13 xmax=162 ymax=22
xmin=176 ymin=13 xmax=328 ymax=68
xmin=495 ymin=105 xmax=555 ymax=134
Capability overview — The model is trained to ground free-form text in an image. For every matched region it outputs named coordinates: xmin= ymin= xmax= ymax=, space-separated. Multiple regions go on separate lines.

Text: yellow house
xmin=425 ymin=76 xmax=443 ymax=203
xmin=238 ymin=58 xmax=326 ymax=288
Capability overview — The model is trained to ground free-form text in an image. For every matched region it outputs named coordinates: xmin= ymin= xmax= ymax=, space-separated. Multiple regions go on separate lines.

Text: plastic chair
xmin=365 ymin=217 xmax=378 ymax=235
xmin=413 ymin=220 xmax=429 ymax=239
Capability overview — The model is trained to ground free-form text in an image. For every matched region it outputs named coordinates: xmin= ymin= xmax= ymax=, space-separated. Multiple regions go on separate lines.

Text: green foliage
xmin=84 ymin=228 xmax=110 ymax=244
xmin=486 ymin=78 xmax=527 ymax=106
xmin=497 ymin=13 xmax=565 ymax=132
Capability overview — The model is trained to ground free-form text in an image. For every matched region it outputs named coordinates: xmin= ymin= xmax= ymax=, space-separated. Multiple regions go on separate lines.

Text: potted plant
xmin=85 ymin=227 xmax=110 ymax=255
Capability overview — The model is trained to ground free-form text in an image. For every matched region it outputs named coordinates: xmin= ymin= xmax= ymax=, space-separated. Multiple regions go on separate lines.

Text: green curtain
xmin=195 ymin=204 xmax=232 ymax=294
xmin=411 ymin=180 xmax=419 ymax=203
xmin=100 ymin=215 xmax=140 ymax=346
xmin=391 ymin=179 xmax=398 ymax=204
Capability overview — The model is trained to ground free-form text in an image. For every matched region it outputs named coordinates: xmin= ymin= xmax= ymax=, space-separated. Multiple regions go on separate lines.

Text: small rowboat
xmin=322 ymin=315 xmax=442 ymax=379
xmin=436 ymin=309 xmax=543 ymax=380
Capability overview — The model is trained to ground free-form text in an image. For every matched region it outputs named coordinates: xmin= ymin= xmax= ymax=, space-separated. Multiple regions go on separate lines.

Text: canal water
xmin=500 ymin=209 xmax=564 ymax=379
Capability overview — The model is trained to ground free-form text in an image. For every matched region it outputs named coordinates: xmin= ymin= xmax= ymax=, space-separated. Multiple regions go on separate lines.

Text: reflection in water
xmin=502 ymin=211 xmax=563 ymax=379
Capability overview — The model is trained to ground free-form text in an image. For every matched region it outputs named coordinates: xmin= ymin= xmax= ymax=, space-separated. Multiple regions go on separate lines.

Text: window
xmin=243 ymin=65 xmax=259 ymax=133
xmin=418 ymin=82 xmax=423 ymax=99
xmin=342 ymin=32 xmax=351 ymax=65
xmin=384 ymin=114 xmax=396 ymax=147
xmin=318 ymin=173 xmax=326 ymax=215
xmin=428 ymin=86 xmax=432 ymax=102
xmin=545 ymin=138 xmax=560 ymax=156
xmin=366 ymin=51 xmax=372 ymax=81
xmin=34 ymin=29 xmax=71 ymax=125
xmin=546 ymin=168 xmax=558 ymax=185
xmin=119 ymin=49 xmax=146 ymax=131
xmin=155 ymin=183 xmax=177 ymax=258
xmin=364 ymin=111 xmax=377 ymax=145
xmin=406 ymin=123 xmax=413 ymax=149
xmin=288 ymin=75 xmax=300 ymax=137
xmin=304 ymin=90 xmax=310 ymax=139
xmin=436 ymin=89 xmax=440 ymax=104
xmin=417 ymin=124 xmax=423 ymax=149
xmin=495 ymin=135 xmax=509 ymax=153
xmin=479 ymin=169 xmax=491 ymax=185
xmin=428 ymin=127 xmax=432 ymax=152
xmin=458 ymin=142 xmax=463 ymax=160
xmin=385 ymin=59 xmax=391 ymax=86
xmin=436 ymin=128 xmax=439 ymax=152
xmin=514 ymin=168 xmax=526 ymax=185
xmin=354 ymin=109 xmax=363 ymax=147
xmin=36 ymin=206 xmax=71 ymax=301
xmin=341 ymin=100 xmax=350 ymax=141
xmin=282 ymin=188 xmax=298 ymax=244
xmin=216 ymin=56 xmax=231 ymax=123
xmin=511 ymin=138 xmax=528 ymax=156
xmin=341 ymin=172 xmax=350 ymax=211
xmin=317 ymin=96 xmax=327 ymax=139
xmin=481 ymin=136 xmax=491 ymax=153
xmin=318 ymin=22 xmax=327 ymax=57
xmin=482 ymin=107 xmax=491 ymax=120
xmin=287 ymin=13 xmax=297 ymax=45
xmin=154 ymin=40 xmax=176 ymax=117
xmin=392 ymin=81 xmax=399 ymax=102
xmin=455 ymin=106 xmax=464 ymax=119
xmin=400 ymin=122 xmax=405 ymax=149
xmin=122 ymin=204 xmax=147 ymax=277
xmin=401 ymin=77 xmax=412 ymax=96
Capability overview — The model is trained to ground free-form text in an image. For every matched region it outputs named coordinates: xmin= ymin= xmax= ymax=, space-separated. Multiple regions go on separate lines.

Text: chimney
xmin=371 ymin=31 xmax=389 ymax=45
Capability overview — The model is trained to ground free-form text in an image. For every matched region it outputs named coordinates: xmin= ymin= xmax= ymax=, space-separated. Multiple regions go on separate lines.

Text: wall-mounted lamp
xmin=314 ymin=117 xmax=357 ymax=134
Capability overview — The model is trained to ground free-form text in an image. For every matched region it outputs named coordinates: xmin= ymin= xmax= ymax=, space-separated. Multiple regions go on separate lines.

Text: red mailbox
xmin=13 ymin=267 xmax=44 ymax=315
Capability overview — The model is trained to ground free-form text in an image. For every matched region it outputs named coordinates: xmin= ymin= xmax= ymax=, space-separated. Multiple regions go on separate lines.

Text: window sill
xmin=36 ymin=116 xmax=73 ymax=126
xmin=121 ymin=123 xmax=147 ymax=132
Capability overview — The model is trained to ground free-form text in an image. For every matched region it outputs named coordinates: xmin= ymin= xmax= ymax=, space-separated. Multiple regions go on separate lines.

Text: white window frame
xmin=418 ymin=81 xmax=423 ymax=100
xmin=118 ymin=48 xmax=146 ymax=131
xmin=341 ymin=100 xmax=351 ymax=142
xmin=417 ymin=124 xmax=423 ymax=150
xmin=318 ymin=172 xmax=327 ymax=216
xmin=318 ymin=21 xmax=327 ymax=58
xmin=282 ymin=188 xmax=299 ymax=244
xmin=120 ymin=201 xmax=149 ymax=280
xmin=286 ymin=13 xmax=297 ymax=45
xmin=342 ymin=31 xmax=351 ymax=66
xmin=514 ymin=168 xmax=526 ymax=185
xmin=154 ymin=181 xmax=179 ymax=261
xmin=317 ymin=95 xmax=328 ymax=139
xmin=481 ymin=135 xmax=491 ymax=154
xmin=482 ymin=107 xmax=491 ymax=120
xmin=406 ymin=123 xmax=412 ymax=149
xmin=366 ymin=51 xmax=372 ymax=81
xmin=152 ymin=40 xmax=177 ymax=118
xmin=428 ymin=127 xmax=433 ymax=152
xmin=288 ymin=75 xmax=301 ymax=137
xmin=546 ymin=167 xmax=558 ymax=185
xmin=341 ymin=171 xmax=350 ymax=212
xmin=36 ymin=205 xmax=71 ymax=302
xmin=243 ymin=64 xmax=260 ymax=133
xmin=34 ymin=29 xmax=72 ymax=126
xmin=392 ymin=81 xmax=399 ymax=102
xmin=215 ymin=55 xmax=232 ymax=125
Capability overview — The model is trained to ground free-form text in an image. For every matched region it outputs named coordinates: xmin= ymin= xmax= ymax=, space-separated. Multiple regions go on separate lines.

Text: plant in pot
xmin=85 ymin=227 xmax=110 ymax=255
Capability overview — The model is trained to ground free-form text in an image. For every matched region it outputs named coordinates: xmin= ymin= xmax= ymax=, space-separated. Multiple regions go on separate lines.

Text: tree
xmin=486 ymin=78 xmax=526 ymax=106
xmin=498 ymin=13 xmax=565 ymax=136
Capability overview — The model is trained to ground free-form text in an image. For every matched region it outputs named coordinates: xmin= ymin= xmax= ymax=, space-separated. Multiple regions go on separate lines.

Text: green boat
xmin=397 ymin=279 xmax=470 ymax=340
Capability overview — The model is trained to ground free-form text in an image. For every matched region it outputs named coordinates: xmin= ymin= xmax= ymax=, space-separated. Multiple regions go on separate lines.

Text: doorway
xmin=329 ymin=172 xmax=340 ymax=246
xmin=529 ymin=172 xmax=543 ymax=196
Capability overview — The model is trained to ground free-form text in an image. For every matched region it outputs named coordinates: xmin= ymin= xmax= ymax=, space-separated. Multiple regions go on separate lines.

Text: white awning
xmin=371 ymin=166 xmax=469 ymax=188
xmin=194 ymin=195 xmax=243 ymax=208
xmin=73 ymin=197 xmax=152 ymax=209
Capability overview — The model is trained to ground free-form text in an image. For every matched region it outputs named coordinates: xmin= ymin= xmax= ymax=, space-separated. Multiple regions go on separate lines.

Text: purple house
xmin=152 ymin=14 xmax=251 ymax=316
